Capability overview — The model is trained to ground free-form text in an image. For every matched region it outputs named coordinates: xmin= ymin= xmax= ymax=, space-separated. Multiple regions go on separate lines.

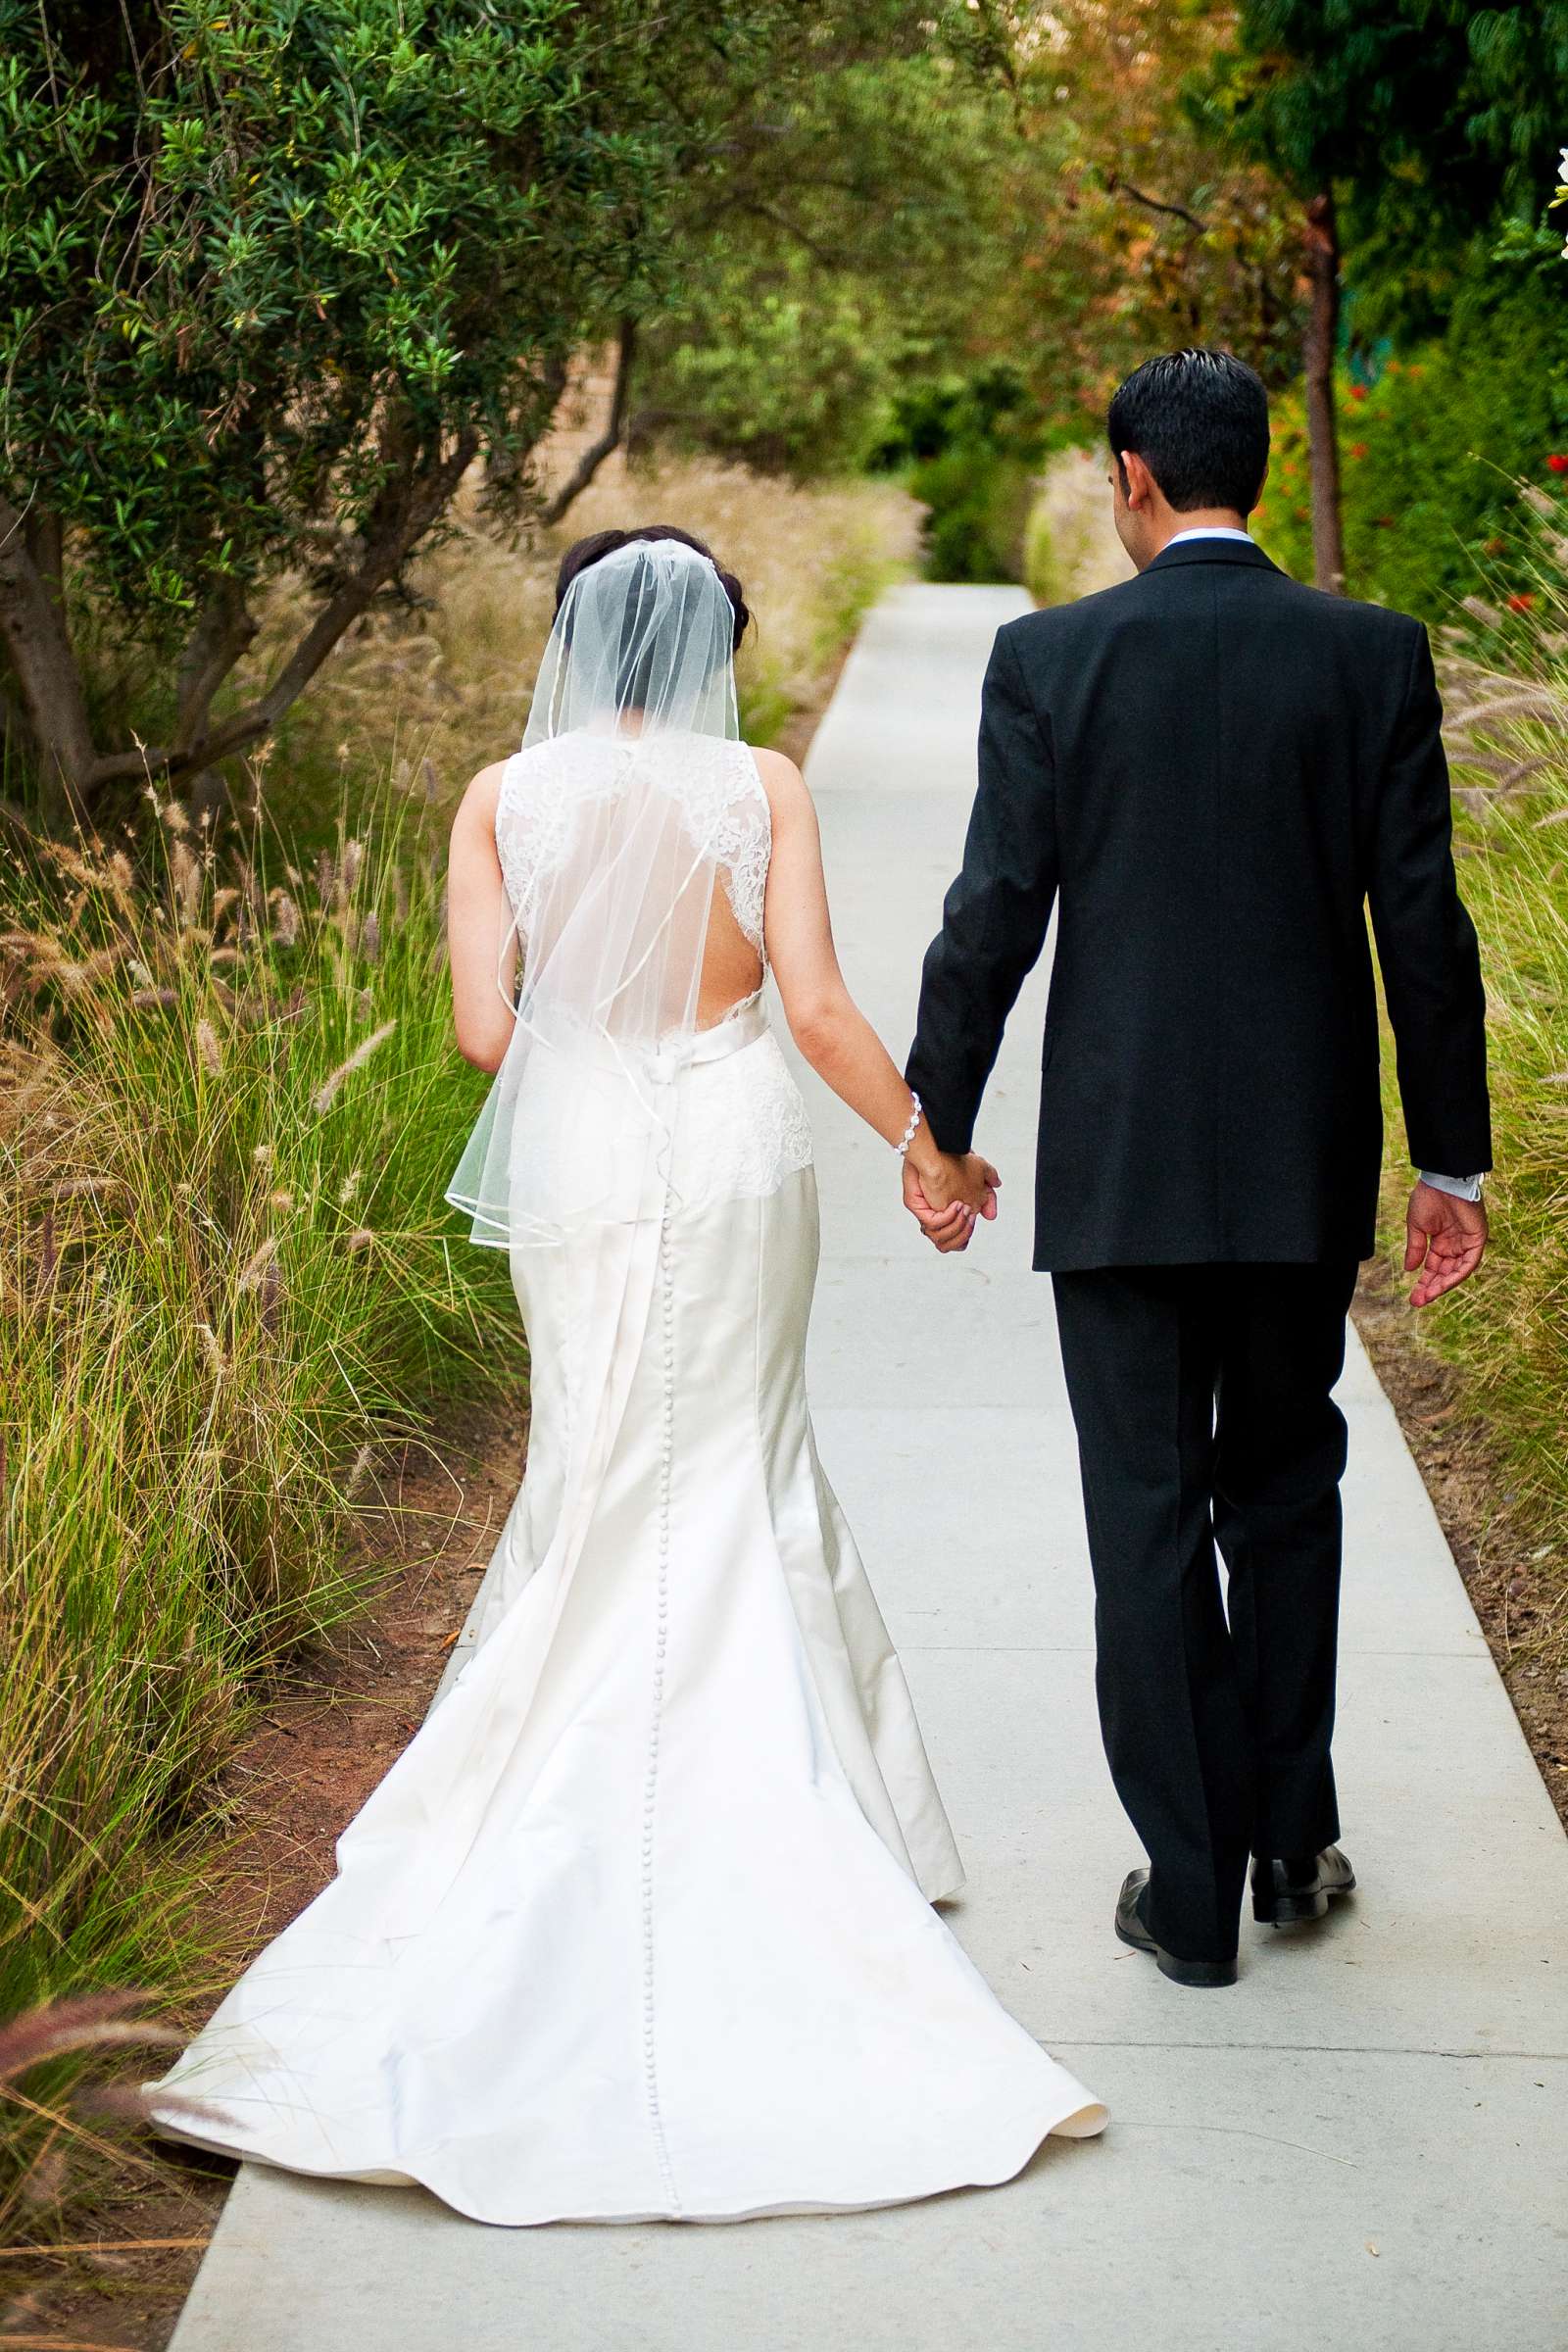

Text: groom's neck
xmin=1145 ymin=505 xmax=1251 ymax=562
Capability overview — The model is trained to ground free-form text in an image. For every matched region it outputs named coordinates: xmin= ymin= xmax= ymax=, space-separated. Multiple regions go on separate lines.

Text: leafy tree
xmin=622 ymin=29 xmax=1019 ymax=479
xmin=1232 ymin=1 xmax=1568 ymax=330
xmin=637 ymin=3 xmax=1309 ymax=534
xmin=1206 ymin=0 xmax=1568 ymax=588
xmin=975 ymin=3 xmax=1304 ymax=428
xmin=0 ymin=0 xmax=828 ymax=826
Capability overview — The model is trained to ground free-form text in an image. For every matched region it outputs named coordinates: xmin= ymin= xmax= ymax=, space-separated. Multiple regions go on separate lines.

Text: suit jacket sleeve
xmin=906 ymin=624 xmax=1058 ymax=1154
xmin=1368 ymin=621 xmax=1492 ymax=1175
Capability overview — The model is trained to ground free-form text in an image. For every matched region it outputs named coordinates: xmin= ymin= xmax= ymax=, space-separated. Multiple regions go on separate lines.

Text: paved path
xmin=172 ymin=585 xmax=1568 ymax=2351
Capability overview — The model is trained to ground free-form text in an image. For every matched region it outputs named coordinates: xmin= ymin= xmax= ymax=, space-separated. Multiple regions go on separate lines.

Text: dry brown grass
xmin=0 ymin=807 xmax=518 ymax=2231
xmin=1023 ymin=449 xmax=1135 ymax=607
xmin=244 ymin=455 xmax=919 ymax=815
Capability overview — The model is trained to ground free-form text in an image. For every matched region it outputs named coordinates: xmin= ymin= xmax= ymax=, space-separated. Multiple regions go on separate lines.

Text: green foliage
xmin=0 ymin=0 xmax=677 ymax=633
xmin=0 ymin=0 xmax=850 ymax=816
xmin=638 ymin=261 xmax=904 ymax=479
xmin=907 ymin=448 xmax=1031 ymax=586
xmin=632 ymin=36 xmax=1019 ymax=478
xmin=1254 ymin=294 xmax=1568 ymax=614
xmin=0 ymin=807 xmax=514 ymax=2055
xmin=1216 ymin=0 xmax=1568 ymax=335
xmin=874 ymin=370 xmax=1041 ymax=585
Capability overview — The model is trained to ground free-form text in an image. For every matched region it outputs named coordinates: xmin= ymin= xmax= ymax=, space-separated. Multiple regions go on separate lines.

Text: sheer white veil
xmin=446 ymin=536 xmax=747 ymax=1249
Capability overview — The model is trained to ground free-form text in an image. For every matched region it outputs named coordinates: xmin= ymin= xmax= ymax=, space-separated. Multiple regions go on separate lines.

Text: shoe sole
xmin=1252 ymin=1869 xmax=1357 ymax=1928
xmin=1115 ymin=1916 xmax=1238 ymax=1987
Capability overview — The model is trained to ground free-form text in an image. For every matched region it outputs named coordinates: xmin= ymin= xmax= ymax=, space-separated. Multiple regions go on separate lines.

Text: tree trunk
xmin=0 ymin=496 xmax=99 ymax=825
xmin=1302 ymin=190 xmax=1345 ymax=596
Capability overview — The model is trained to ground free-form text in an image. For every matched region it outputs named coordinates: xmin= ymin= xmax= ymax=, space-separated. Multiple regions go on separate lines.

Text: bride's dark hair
xmin=554 ymin=525 xmax=752 ymax=653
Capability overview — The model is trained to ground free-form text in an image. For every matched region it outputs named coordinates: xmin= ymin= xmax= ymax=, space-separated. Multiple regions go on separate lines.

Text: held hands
xmin=902 ymin=1143 xmax=1001 ymax=1254
xmin=1404 ymin=1180 xmax=1488 ymax=1308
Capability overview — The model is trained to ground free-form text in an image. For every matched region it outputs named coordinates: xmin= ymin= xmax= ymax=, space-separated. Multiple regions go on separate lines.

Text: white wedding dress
xmin=149 ymin=550 xmax=1104 ymax=2227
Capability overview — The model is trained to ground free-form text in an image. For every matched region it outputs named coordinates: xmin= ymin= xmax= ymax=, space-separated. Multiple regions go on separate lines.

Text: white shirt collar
xmin=1164 ymin=526 xmax=1254 ymax=547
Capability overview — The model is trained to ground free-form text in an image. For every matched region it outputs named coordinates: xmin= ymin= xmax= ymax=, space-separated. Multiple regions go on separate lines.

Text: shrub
xmin=1256 ymin=286 xmax=1568 ymax=614
xmin=910 ymin=447 xmax=1033 ymax=584
xmin=872 ymin=369 xmax=1042 ymax=585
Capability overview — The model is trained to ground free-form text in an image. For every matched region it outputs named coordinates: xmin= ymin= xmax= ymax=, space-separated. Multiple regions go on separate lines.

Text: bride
xmin=149 ymin=525 xmax=1105 ymax=2225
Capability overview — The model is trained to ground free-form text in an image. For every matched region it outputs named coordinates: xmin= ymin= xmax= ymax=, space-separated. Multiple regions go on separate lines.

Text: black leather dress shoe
xmin=1251 ymin=1844 xmax=1356 ymax=1927
xmin=1114 ymin=1868 xmax=1238 ymax=1988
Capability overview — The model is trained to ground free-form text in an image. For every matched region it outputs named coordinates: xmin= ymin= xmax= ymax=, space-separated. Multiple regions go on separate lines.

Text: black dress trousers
xmin=1052 ymin=1259 xmax=1360 ymax=1963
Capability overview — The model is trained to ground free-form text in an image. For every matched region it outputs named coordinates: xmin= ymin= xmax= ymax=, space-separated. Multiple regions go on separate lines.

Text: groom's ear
xmin=1119 ymin=450 xmax=1155 ymax=512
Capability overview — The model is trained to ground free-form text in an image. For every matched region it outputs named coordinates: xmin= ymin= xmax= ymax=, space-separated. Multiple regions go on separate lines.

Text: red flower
xmin=1349 ymin=441 xmax=1369 ymax=460
xmin=1547 ymin=455 xmax=1568 ymax=474
xmin=1348 ymin=384 xmax=1369 ymax=402
xmin=1506 ymin=592 xmax=1536 ymax=612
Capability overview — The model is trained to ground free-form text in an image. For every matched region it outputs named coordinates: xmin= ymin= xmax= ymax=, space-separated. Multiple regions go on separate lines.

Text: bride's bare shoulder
xmin=461 ymin=757 xmax=513 ymax=807
xmin=746 ymin=745 xmax=810 ymax=823
xmin=450 ymin=759 xmax=512 ymax=854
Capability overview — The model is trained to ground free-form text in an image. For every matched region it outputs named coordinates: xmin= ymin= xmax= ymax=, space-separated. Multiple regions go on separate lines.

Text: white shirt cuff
xmin=1420 ymin=1170 xmax=1484 ymax=1201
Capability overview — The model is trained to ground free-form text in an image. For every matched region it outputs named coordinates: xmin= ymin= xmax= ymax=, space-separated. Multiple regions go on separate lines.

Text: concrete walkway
xmin=172 ymin=585 xmax=1568 ymax=2351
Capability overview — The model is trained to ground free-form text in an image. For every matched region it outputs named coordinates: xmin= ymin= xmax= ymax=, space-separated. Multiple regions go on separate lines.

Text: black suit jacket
xmin=906 ymin=538 xmax=1491 ymax=1271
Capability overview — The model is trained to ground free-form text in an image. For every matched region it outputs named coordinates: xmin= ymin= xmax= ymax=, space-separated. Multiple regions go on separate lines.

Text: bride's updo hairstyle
xmin=554 ymin=525 xmax=751 ymax=654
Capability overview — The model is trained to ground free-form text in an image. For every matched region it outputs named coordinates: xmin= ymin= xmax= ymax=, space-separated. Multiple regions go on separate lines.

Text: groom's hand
xmin=903 ymin=1151 xmax=1000 ymax=1252
xmin=1404 ymin=1180 xmax=1488 ymax=1308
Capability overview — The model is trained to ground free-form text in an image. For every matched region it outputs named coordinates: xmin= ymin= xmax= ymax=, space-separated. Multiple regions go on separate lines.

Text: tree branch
xmin=727 ymin=199 xmax=848 ymax=268
xmin=172 ymin=575 xmax=258 ymax=754
xmin=537 ymin=319 xmax=638 ymax=528
xmin=1107 ymin=175 xmax=1209 ymax=235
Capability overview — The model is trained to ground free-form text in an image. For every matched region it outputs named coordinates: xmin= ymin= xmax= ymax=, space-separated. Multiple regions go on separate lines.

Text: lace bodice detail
xmin=495 ymin=733 xmax=771 ymax=954
xmin=668 ymin=1030 xmax=813 ymax=1210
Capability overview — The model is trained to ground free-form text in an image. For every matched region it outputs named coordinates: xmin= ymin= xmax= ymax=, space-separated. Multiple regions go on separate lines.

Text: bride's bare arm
xmin=756 ymin=749 xmax=997 ymax=1227
xmin=448 ymin=763 xmax=518 ymax=1074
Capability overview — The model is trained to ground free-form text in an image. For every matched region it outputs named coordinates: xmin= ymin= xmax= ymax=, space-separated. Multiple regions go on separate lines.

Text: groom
xmin=906 ymin=348 xmax=1491 ymax=1987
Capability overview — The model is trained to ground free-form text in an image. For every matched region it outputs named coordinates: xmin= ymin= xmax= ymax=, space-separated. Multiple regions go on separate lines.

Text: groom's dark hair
xmin=1107 ymin=348 xmax=1269 ymax=514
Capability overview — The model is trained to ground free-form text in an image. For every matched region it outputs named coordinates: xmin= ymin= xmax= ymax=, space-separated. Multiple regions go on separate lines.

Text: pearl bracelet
xmin=896 ymin=1092 xmax=923 ymax=1157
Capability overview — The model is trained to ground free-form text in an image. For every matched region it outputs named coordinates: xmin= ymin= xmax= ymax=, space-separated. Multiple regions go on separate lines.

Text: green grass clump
xmin=0 ymin=796 xmax=514 ymax=2208
xmin=1376 ymin=488 xmax=1568 ymax=1657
